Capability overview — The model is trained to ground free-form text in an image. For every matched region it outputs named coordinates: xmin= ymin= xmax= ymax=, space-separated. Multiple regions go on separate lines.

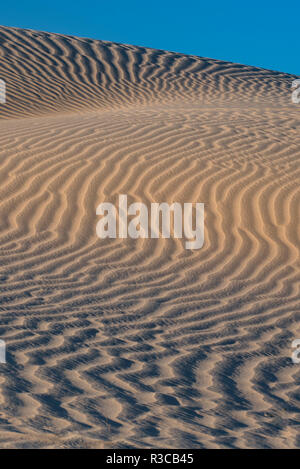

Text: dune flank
xmin=0 ymin=25 xmax=299 ymax=448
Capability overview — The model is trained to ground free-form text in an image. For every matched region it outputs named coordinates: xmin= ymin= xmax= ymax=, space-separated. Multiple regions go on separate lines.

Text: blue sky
xmin=1 ymin=1 xmax=299 ymax=75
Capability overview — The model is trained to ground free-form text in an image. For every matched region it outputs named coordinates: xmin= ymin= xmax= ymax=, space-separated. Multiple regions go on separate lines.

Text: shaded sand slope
xmin=0 ymin=25 xmax=299 ymax=448
xmin=0 ymin=26 xmax=296 ymax=118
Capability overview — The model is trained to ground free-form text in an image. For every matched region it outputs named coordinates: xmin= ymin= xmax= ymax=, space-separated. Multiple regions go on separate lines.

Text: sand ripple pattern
xmin=0 ymin=26 xmax=299 ymax=448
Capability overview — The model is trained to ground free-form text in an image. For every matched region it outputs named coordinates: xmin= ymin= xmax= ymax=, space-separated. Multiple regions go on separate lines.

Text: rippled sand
xmin=0 ymin=25 xmax=299 ymax=448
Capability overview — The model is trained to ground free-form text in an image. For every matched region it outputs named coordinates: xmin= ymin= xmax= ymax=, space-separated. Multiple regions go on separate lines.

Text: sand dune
xmin=0 ymin=25 xmax=299 ymax=448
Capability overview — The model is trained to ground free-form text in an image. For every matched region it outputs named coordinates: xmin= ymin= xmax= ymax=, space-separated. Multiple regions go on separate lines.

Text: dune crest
xmin=0 ymin=25 xmax=299 ymax=449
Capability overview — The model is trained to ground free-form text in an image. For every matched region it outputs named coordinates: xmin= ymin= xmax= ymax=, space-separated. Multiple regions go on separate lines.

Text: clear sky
xmin=1 ymin=0 xmax=299 ymax=76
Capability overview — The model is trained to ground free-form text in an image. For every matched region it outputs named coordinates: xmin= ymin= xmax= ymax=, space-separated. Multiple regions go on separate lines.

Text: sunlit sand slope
xmin=0 ymin=26 xmax=299 ymax=448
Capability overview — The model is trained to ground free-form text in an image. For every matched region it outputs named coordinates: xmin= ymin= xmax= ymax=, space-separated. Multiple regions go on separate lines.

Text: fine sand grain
xmin=0 ymin=25 xmax=299 ymax=448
